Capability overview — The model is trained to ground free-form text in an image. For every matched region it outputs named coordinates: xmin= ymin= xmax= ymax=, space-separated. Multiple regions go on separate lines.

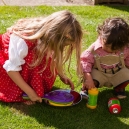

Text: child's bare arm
xmin=7 ymin=71 xmax=42 ymax=102
xmin=59 ymin=75 xmax=74 ymax=90
xmin=83 ymin=72 xmax=95 ymax=90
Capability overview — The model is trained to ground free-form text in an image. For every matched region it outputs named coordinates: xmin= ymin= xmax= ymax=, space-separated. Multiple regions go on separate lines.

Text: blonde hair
xmin=9 ymin=10 xmax=83 ymax=78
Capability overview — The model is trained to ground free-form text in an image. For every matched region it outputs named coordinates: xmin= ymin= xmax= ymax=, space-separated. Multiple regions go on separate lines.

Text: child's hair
xmin=97 ymin=17 xmax=129 ymax=50
xmin=8 ymin=10 xmax=83 ymax=78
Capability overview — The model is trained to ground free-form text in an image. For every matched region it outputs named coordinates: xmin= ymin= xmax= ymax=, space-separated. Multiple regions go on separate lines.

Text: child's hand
xmin=83 ymin=72 xmax=95 ymax=90
xmin=28 ymin=93 xmax=42 ymax=103
xmin=60 ymin=76 xmax=74 ymax=90
xmin=83 ymin=79 xmax=95 ymax=90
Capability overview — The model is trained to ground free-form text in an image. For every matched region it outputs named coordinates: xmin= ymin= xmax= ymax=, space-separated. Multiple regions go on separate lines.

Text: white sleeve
xmin=3 ymin=34 xmax=28 ymax=72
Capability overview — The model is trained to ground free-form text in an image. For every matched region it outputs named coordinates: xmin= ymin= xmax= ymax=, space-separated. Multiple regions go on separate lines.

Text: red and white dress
xmin=0 ymin=32 xmax=57 ymax=102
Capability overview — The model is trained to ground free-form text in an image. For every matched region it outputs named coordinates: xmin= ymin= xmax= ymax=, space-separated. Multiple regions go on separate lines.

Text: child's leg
xmin=113 ymin=80 xmax=129 ymax=99
xmin=114 ymin=80 xmax=129 ymax=91
xmin=23 ymin=100 xmax=36 ymax=105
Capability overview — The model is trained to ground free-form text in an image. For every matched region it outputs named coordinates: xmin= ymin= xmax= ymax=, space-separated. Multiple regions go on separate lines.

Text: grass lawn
xmin=0 ymin=5 xmax=129 ymax=129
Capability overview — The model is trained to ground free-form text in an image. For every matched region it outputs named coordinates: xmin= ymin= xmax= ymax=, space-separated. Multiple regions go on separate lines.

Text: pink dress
xmin=0 ymin=32 xmax=57 ymax=102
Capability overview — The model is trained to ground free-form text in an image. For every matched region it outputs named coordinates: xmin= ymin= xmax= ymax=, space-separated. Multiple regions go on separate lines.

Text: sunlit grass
xmin=0 ymin=5 xmax=129 ymax=129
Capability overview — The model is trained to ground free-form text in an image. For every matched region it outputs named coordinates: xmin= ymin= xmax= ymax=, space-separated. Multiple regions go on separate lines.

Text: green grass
xmin=0 ymin=5 xmax=129 ymax=129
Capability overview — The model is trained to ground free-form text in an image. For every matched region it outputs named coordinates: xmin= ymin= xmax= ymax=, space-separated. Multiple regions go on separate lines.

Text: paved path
xmin=0 ymin=0 xmax=93 ymax=6
xmin=0 ymin=0 xmax=128 ymax=6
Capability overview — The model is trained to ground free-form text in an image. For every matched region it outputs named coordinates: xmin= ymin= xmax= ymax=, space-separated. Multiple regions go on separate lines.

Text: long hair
xmin=97 ymin=17 xmax=129 ymax=50
xmin=9 ymin=10 xmax=83 ymax=78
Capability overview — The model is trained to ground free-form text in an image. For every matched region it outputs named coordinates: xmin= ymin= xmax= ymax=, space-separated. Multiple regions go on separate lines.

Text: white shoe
xmin=80 ymin=90 xmax=88 ymax=99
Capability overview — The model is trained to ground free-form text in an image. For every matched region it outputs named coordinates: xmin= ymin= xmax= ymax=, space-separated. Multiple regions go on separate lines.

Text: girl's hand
xmin=28 ymin=93 xmax=42 ymax=103
xmin=59 ymin=76 xmax=74 ymax=90
xmin=7 ymin=71 xmax=42 ymax=103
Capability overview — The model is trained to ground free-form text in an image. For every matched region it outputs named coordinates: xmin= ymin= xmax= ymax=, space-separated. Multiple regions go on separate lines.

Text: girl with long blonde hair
xmin=0 ymin=10 xmax=83 ymax=104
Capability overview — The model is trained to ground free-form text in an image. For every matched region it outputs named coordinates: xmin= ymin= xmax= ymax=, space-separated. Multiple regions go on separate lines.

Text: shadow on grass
xmin=2 ymin=88 xmax=129 ymax=129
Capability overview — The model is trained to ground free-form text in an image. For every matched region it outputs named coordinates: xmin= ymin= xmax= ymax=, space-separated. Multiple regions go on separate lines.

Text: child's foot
xmin=113 ymin=88 xmax=127 ymax=99
xmin=80 ymin=88 xmax=88 ymax=99
xmin=23 ymin=100 xmax=36 ymax=105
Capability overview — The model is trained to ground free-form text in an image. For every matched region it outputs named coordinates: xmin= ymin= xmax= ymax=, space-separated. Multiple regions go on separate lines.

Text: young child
xmin=80 ymin=17 xmax=129 ymax=99
xmin=0 ymin=10 xmax=83 ymax=105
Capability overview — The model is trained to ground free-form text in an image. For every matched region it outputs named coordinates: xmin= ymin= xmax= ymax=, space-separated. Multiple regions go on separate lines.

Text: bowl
xmin=44 ymin=89 xmax=82 ymax=107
